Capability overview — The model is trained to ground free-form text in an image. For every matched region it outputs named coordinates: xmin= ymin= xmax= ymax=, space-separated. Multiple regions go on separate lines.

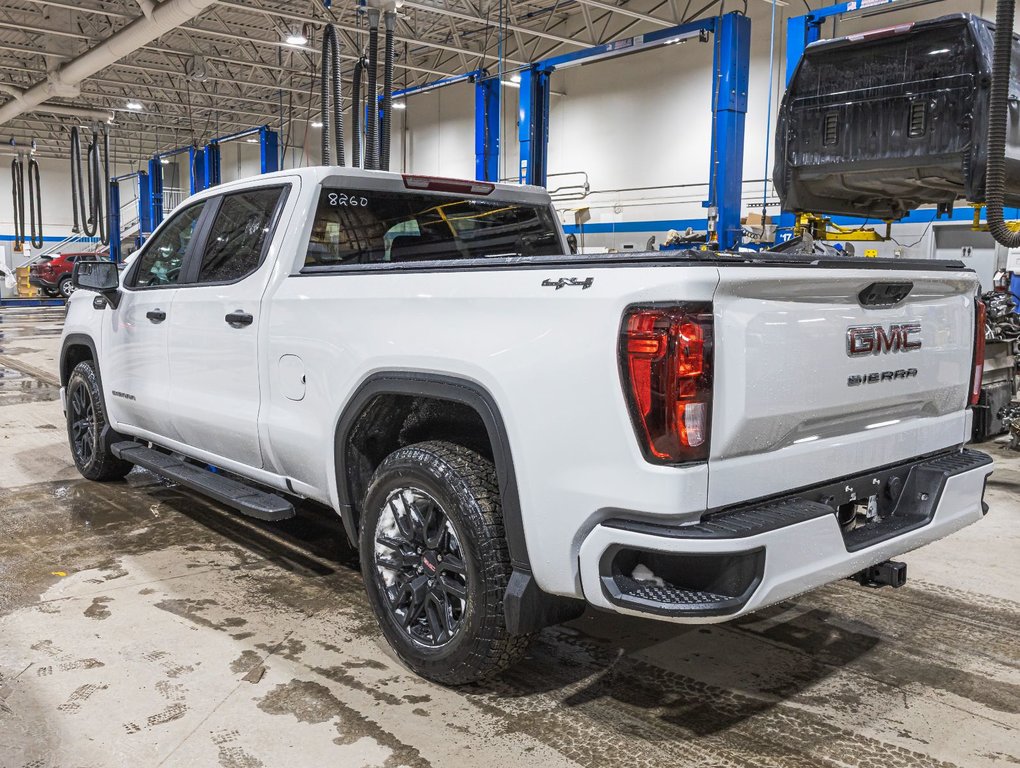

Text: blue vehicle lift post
xmin=109 ymin=170 xmax=153 ymax=262
xmin=518 ymin=12 xmax=751 ymax=249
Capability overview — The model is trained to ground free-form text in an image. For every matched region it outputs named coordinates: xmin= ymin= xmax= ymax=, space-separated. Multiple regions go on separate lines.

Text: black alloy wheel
xmin=69 ymin=378 xmax=96 ymax=467
xmin=358 ymin=441 xmax=533 ymax=684
xmin=373 ymin=486 xmax=468 ymax=647
xmin=65 ymin=360 xmax=133 ymax=481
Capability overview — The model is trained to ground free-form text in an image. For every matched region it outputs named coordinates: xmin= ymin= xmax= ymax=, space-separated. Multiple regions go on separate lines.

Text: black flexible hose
xmin=380 ymin=11 xmax=395 ymax=171
xmin=352 ymin=56 xmax=364 ymax=168
xmin=365 ymin=11 xmax=380 ymax=170
xmin=985 ymin=0 xmax=1020 ymax=246
xmin=27 ymin=157 xmax=42 ymax=250
xmin=320 ymin=24 xmax=345 ymax=166
xmin=11 ymin=158 xmax=24 ymax=251
xmin=83 ymin=128 xmax=103 ymax=240
xmin=102 ymin=127 xmax=111 ymax=247
xmin=70 ymin=126 xmax=86 ymax=235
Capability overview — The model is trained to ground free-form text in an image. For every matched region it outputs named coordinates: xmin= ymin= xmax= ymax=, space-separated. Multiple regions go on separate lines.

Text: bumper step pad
xmin=111 ymin=441 xmax=295 ymax=522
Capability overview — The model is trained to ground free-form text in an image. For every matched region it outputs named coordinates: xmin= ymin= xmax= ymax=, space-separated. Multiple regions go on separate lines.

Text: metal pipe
xmin=380 ymin=10 xmax=396 ymax=171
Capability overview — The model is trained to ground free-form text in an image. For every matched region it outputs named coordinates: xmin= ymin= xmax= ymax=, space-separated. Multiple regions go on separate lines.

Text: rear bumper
xmin=29 ymin=275 xmax=57 ymax=289
xmin=578 ymin=448 xmax=992 ymax=622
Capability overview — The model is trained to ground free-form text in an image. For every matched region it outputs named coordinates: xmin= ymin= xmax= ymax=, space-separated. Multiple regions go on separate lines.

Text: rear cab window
xmin=303 ymin=186 xmax=562 ymax=269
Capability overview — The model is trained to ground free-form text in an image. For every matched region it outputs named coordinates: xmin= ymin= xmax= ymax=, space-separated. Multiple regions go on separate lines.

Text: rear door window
xmin=304 ymin=187 xmax=561 ymax=268
xmin=194 ymin=187 xmax=285 ymax=284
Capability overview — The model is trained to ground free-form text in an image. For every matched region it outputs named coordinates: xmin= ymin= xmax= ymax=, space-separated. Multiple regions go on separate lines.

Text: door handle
xmin=146 ymin=309 xmax=166 ymax=323
xmin=225 ymin=310 xmax=254 ymax=328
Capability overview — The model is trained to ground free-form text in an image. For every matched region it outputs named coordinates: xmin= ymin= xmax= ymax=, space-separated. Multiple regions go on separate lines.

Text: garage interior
xmin=0 ymin=0 xmax=1019 ymax=766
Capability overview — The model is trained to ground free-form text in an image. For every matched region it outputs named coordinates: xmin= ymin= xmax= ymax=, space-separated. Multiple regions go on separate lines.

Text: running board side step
xmin=111 ymin=441 xmax=295 ymax=521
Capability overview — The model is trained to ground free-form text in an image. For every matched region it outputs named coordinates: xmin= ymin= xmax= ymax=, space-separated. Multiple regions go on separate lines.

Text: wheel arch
xmin=333 ymin=372 xmax=530 ymax=573
xmin=60 ymin=334 xmax=101 ymax=388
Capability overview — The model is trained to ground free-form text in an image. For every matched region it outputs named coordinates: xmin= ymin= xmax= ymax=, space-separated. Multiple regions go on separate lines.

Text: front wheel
xmin=359 ymin=441 xmax=533 ymax=685
xmin=66 ymin=360 xmax=132 ymax=481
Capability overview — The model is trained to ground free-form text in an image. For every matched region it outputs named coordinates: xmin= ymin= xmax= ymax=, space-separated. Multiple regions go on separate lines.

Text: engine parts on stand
xmin=998 ymin=401 xmax=1020 ymax=449
xmin=982 ymin=290 xmax=1020 ymax=343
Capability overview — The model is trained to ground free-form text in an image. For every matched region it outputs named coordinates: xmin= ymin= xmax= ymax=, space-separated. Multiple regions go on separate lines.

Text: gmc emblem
xmin=846 ymin=322 xmax=922 ymax=357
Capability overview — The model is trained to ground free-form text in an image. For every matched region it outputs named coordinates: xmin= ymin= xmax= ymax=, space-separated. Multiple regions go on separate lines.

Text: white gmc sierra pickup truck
xmin=60 ymin=166 xmax=993 ymax=684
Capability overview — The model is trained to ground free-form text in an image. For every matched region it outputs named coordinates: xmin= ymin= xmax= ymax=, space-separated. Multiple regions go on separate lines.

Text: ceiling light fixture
xmin=126 ymin=100 xmax=143 ymax=110
xmin=245 ymin=137 xmax=259 ymax=143
xmin=285 ymin=24 xmax=309 ymax=46
xmin=310 ymin=120 xmax=323 ymax=128
xmin=392 ymin=101 xmax=406 ymax=110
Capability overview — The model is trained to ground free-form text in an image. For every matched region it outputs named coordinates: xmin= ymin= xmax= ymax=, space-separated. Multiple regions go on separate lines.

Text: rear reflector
xmin=971 ymin=298 xmax=986 ymax=407
xmin=620 ymin=304 xmax=714 ymax=464
xmin=402 ymin=174 xmax=495 ymax=195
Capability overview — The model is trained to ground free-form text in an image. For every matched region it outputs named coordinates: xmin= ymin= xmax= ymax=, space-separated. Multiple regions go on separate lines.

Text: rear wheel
xmin=66 ymin=360 xmax=132 ymax=481
xmin=57 ymin=275 xmax=74 ymax=299
xmin=359 ymin=441 xmax=532 ymax=685
xmin=42 ymin=287 xmax=59 ymax=298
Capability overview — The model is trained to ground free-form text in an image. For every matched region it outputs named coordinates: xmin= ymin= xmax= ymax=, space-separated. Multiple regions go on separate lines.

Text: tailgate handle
xmin=859 ymin=282 xmax=913 ymax=307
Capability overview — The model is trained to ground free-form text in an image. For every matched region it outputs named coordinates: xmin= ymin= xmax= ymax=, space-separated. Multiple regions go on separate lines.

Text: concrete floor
xmin=0 ymin=305 xmax=1018 ymax=768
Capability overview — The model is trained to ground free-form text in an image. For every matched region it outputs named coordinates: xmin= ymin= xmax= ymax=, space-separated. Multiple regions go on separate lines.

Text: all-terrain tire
xmin=359 ymin=441 xmax=533 ymax=685
xmin=66 ymin=360 xmax=133 ymax=481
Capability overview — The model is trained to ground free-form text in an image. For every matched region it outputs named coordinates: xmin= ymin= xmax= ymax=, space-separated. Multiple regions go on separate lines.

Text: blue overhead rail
xmin=518 ymin=12 xmax=751 ymax=249
xmin=387 ymin=71 xmax=501 ymax=182
xmin=203 ymin=124 xmax=279 ymax=188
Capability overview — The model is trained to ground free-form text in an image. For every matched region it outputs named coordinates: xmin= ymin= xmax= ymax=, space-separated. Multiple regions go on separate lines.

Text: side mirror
xmin=72 ymin=260 xmax=121 ymax=308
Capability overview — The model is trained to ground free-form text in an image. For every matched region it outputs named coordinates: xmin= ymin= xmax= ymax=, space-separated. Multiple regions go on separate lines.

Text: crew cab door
xmin=166 ymin=184 xmax=289 ymax=469
xmin=101 ymin=201 xmax=207 ymax=437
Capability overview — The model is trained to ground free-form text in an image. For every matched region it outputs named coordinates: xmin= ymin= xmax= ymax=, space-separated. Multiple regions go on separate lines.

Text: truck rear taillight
xmin=620 ymin=304 xmax=713 ymax=464
xmin=970 ymin=298 xmax=986 ymax=407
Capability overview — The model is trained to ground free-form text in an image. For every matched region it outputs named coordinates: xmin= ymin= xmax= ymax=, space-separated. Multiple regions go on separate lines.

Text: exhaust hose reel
xmin=320 ymin=23 xmax=345 ymax=167
xmin=985 ymin=0 xmax=1020 ymax=246
xmin=380 ymin=10 xmax=396 ymax=171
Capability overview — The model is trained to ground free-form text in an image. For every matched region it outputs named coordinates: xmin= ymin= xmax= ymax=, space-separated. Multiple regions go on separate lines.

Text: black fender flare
xmin=60 ymin=333 xmax=100 ymax=388
xmin=60 ymin=333 xmax=127 ymax=455
xmin=333 ymin=371 xmax=585 ymax=634
xmin=333 ymin=371 xmax=529 ymax=570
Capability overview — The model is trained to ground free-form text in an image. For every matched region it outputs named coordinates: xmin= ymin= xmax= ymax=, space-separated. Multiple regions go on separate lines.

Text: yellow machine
xmin=792 ymin=212 xmax=892 ymax=242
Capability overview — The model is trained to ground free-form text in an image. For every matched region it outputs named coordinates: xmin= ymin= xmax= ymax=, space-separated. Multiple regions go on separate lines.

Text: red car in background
xmin=29 ymin=252 xmax=104 ymax=298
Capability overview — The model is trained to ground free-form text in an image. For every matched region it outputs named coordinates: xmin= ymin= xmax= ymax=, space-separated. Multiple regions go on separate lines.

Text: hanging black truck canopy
xmin=774 ymin=14 xmax=1020 ymax=220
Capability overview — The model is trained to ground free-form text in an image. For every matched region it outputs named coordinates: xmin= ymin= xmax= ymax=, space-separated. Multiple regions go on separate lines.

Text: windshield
xmin=305 ymin=187 xmax=562 ymax=268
